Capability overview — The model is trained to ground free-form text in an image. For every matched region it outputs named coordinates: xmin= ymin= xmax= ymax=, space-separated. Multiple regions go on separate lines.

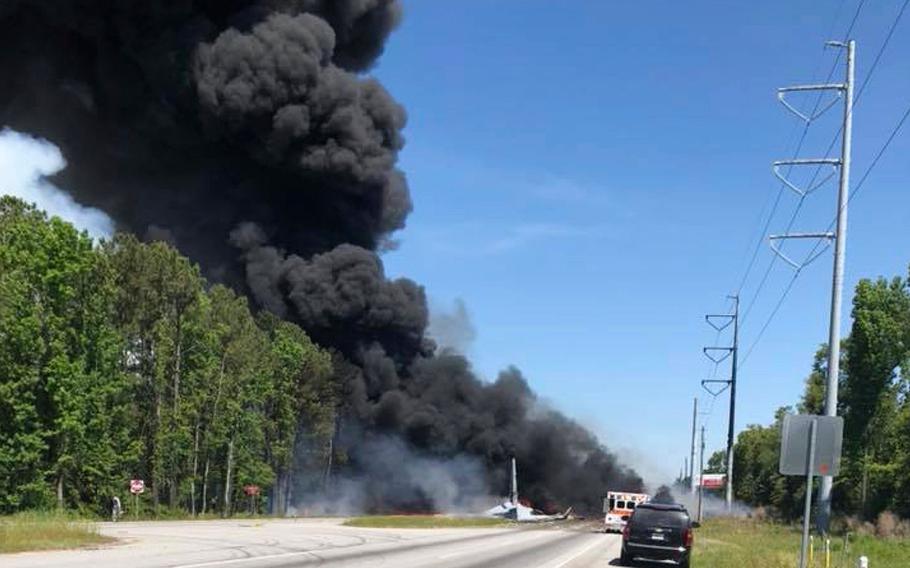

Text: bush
xmin=876 ymin=511 xmax=899 ymax=538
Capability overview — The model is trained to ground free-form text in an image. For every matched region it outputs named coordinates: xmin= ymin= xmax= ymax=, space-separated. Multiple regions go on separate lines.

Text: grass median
xmin=693 ymin=517 xmax=910 ymax=568
xmin=0 ymin=512 xmax=112 ymax=554
xmin=343 ymin=515 xmax=512 ymax=529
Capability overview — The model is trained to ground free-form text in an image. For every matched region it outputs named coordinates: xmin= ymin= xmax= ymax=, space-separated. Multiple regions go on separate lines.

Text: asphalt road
xmin=3 ymin=519 xmax=630 ymax=568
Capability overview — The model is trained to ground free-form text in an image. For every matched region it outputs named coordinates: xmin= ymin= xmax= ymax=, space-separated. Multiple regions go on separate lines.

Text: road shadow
xmin=610 ymin=560 xmax=669 ymax=567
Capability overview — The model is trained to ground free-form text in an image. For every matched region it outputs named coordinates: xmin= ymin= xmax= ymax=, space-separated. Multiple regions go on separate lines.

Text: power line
xmin=854 ymin=0 xmax=909 ymax=103
xmin=741 ymin=0 xmax=908 ymax=330
xmin=740 ymin=273 xmax=799 ymax=365
xmin=732 ymin=7 xmax=857 ymax=297
xmin=739 ymin=0 xmax=906 ymax=327
xmin=735 ymin=0 xmax=866 ymax=312
xmin=849 ymin=102 xmax=910 ymax=202
xmin=740 ymin=97 xmax=910 ymax=367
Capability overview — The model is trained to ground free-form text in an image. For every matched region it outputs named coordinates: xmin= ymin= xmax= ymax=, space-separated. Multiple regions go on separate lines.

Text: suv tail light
xmin=622 ymin=525 xmax=631 ymax=541
xmin=683 ymin=528 xmax=693 ymax=547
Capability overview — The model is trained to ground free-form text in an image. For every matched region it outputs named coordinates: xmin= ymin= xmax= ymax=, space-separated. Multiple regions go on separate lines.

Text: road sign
xmin=243 ymin=484 xmax=260 ymax=497
xmin=779 ymin=415 xmax=844 ymax=568
xmin=779 ymin=415 xmax=843 ymax=477
xmin=130 ymin=479 xmax=145 ymax=495
xmin=700 ymin=474 xmax=726 ymax=489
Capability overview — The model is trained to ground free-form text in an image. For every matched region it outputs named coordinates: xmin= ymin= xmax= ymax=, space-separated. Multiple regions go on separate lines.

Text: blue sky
xmin=371 ymin=0 xmax=910 ymax=481
xmin=2 ymin=1 xmax=909 ymax=484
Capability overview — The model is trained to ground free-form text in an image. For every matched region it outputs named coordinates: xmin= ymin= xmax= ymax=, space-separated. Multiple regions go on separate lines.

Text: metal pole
xmin=818 ymin=39 xmax=854 ymax=533
xmin=801 ymin=419 xmax=819 ymax=568
xmin=725 ymin=295 xmax=739 ymax=510
xmin=690 ymin=397 xmax=698 ymax=494
xmin=697 ymin=426 xmax=705 ymax=523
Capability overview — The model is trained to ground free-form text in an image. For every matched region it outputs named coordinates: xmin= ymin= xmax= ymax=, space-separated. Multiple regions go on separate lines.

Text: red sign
xmin=243 ymin=484 xmax=260 ymax=497
xmin=700 ymin=474 xmax=726 ymax=489
xmin=130 ymin=479 xmax=145 ymax=495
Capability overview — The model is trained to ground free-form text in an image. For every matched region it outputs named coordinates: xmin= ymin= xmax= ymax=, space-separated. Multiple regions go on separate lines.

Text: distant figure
xmin=111 ymin=495 xmax=122 ymax=522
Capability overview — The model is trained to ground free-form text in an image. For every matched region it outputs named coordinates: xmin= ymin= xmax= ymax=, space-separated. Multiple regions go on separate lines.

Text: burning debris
xmin=485 ymin=458 xmax=573 ymax=522
xmin=0 ymin=1 xmax=642 ymax=514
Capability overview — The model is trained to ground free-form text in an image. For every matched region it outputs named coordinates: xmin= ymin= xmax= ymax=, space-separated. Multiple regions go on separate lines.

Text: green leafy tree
xmin=839 ymin=276 xmax=910 ymax=518
xmin=258 ymin=313 xmax=334 ymax=514
xmin=104 ymin=234 xmax=210 ymax=510
xmin=729 ymin=270 xmax=910 ymax=521
xmin=0 ymin=197 xmax=135 ymax=513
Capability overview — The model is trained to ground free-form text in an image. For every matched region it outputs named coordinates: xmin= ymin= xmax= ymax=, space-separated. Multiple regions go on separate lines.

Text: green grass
xmin=343 ymin=515 xmax=512 ymax=529
xmin=693 ymin=517 xmax=910 ymax=568
xmin=0 ymin=512 xmax=113 ymax=554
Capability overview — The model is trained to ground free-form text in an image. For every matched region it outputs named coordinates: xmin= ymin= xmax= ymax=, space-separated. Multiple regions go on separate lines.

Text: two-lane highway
xmin=3 ymin=519 xmax=627 ymax=568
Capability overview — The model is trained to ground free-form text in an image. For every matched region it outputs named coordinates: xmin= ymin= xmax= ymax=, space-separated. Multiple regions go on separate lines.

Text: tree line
xmin=709 ymin=266 xmax=910 ymax=521
xmin=0 ymin=197 xmax=336 ymax=516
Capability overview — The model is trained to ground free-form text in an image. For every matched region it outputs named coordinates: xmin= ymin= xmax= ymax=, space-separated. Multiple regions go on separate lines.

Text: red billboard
xmin=700 ymin=474 xmax=726 ymax=489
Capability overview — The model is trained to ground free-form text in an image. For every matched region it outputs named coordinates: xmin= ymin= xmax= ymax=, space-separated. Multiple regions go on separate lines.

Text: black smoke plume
xmin=0 ymin=1 xmax=642 ymax=513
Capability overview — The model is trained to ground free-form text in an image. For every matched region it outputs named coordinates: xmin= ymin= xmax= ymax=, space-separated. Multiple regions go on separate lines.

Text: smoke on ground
xmin=292 ymin=436 xmax=492 ymax=516
xmin=0 ymin=1 xmax=642 ymax=514
xmin=670 ymin=488 xmax=754 ymax=519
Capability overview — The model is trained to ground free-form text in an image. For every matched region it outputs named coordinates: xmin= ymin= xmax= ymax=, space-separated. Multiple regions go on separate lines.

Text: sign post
xmin=130 ymin=479 xmax=145 ymax=520
xmin=799 ymin=419 xmax=818 ymax=568
xmin=243 ymin=485 xmax=260 ymax=515
xmin=779 ymin=415 xmax=844 ymax=568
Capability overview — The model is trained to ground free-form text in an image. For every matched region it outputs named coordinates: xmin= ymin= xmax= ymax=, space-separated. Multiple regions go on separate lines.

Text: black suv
xmin=620 ymin=502 xmax=696 ymax=567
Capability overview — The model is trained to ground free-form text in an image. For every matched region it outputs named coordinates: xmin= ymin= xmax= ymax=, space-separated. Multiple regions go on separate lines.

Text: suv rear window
xmin=631 ymin=508 xmax=689 ymax=527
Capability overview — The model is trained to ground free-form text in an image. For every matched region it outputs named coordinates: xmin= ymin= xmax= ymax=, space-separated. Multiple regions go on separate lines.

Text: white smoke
xmin=0 ymin=129 xmax=113 ymax=238
xmin=673 ymin=488 xmax=754 ymax=519
xmin=428 ymin=298 xmax=477 ymax=355
xmin=290 ymin=436 xmax=494 ymax=516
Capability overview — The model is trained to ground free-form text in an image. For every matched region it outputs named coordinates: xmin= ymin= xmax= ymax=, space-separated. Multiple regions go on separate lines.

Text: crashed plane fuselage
xmin=483 ymin=458 xmax=573 ymax=522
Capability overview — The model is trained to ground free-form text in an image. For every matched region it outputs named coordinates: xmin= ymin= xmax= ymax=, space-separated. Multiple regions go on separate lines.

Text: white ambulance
xmin=603 ymin=491 xmax=650 ymax=532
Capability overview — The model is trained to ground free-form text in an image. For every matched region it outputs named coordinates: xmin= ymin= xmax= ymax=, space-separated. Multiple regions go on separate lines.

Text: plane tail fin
xmin=509 ymin=457 xmax=518 ymax=506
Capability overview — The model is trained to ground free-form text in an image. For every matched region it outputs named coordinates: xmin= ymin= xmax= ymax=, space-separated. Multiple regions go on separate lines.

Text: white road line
xmin=541 ymin=536 xmax=605 ymax=568
xmin=173 ymin=551 xmax=314 ymax=568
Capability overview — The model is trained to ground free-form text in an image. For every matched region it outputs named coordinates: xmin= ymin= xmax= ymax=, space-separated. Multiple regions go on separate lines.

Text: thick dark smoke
xmin=0 ymin=1 xmax=642 ymax=513
xmin=0 ymin=1 xmax=409 ymax=272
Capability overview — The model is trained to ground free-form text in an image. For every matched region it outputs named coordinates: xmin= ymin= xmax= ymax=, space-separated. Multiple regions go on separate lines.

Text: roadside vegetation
xmin=693 ymin=267 xmax=910 ymax=525
xmin=693 ymin=517 xmax=910 ymax=568
xmin=0 ymin=512 xmax=111 ymax=554
xmin=343 ymin=515 xmax=511 ymax=529
xmin=0 ymin=197 xmax=336 ymax=518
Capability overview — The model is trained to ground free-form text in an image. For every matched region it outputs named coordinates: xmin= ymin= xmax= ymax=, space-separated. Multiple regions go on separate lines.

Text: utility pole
xmin=769 ymin=40 xmax=855 ymax=533
xmin=701 ymin=295 xmax=739 ymax=510
xmin=726 ymin=296 xmax=739 ymax=510
xmin=818 ymin=39 xmax=854 ymax=533
xmin=697 ymin=425 xmax=705 ymax=523
xmin=689 ymin=397 xmax=698 ymax=494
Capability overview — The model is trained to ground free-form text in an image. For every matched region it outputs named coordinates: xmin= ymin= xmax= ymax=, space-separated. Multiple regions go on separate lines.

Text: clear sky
xmin=2 ymin=0 xmax=909 ymax=485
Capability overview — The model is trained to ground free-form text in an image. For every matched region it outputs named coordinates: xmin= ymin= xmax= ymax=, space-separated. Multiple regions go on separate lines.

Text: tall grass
xmin=693 ymin=517 xmax=910 ymax=568
xmin=0 ymin=511 xmax=112 ymax=554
